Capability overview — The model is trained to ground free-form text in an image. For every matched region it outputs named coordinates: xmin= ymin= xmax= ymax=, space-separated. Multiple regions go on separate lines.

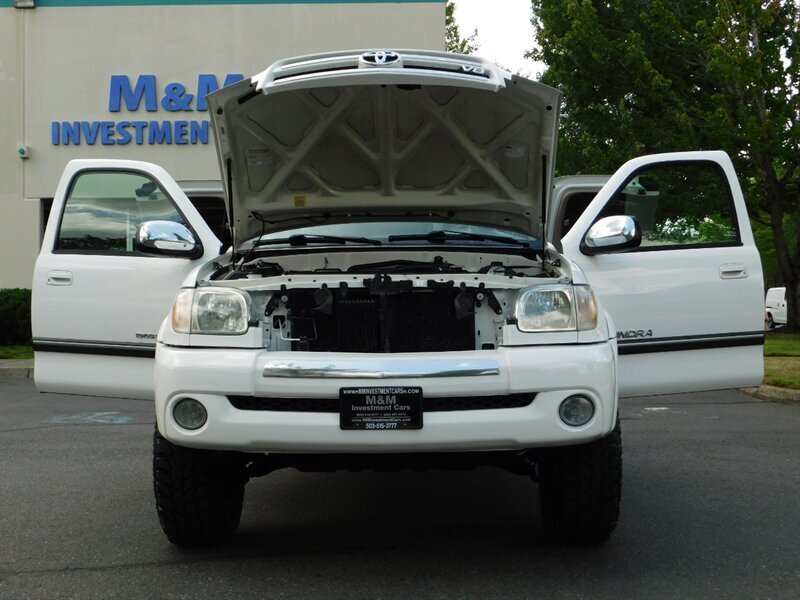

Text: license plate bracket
xmin=339 ymin=386 xmax=423 ymax=430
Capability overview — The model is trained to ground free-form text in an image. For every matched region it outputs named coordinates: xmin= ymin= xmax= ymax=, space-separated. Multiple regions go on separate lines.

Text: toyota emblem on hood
xmin=360 ymin=51 xmax=402 ymax=67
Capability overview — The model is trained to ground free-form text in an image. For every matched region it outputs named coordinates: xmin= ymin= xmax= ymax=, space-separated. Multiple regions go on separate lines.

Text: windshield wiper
xmin=387 ymin=230 xmax=530 ymax=247
xmin=347 ymin=258 xmax=465 ymax=274
xmin=253 ymin=234 xmax=382 ymax=247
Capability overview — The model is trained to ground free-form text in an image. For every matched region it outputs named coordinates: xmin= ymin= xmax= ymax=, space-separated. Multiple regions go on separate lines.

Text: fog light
xmin=559 ymin=395 xmax=594 ymax=427
xmin=173 ymin=398 xmax=207 ymax=430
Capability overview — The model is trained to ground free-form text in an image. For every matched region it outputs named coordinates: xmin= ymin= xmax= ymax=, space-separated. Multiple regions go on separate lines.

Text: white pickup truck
xmin=32 ymin=50 xmax=765 ymax=547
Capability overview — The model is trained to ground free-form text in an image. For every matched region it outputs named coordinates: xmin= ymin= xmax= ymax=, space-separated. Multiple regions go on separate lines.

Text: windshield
xmin=239 ymin=221 xmax=541 ymax=250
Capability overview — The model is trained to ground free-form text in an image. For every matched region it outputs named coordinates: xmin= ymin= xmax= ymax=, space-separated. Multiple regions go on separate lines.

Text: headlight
xmin=516 ymin=284 xmax=575 ymax=331
xmin=171 ymin=288 xmax=251 ymax=335
xmin=515 ymin=284 xmax=598 ymax=332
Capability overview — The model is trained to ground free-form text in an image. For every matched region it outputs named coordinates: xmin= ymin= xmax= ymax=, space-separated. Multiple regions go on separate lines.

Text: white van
xmin=765 ymin=287 xmax=787 ymax=327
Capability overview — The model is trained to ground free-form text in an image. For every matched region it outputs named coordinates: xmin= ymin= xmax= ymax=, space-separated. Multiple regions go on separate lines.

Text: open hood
xmin=207 ymin=49 xmax=561 ymax=246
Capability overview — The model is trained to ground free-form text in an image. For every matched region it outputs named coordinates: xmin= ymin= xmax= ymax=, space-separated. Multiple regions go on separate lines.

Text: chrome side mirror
xmin=136 ymin=221 xmax=201 ymax=258
xmin=581 ymin=215 xmax=641 ymax=255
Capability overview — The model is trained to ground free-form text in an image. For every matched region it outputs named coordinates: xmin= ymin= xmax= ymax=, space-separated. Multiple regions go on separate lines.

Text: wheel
xmin=153 ymin=427 xmax=248 ymax=547
xmin=535 ymin=421 xmax=622 ymax=545
xmin=767 ymin=312 xmax=775 ymax=329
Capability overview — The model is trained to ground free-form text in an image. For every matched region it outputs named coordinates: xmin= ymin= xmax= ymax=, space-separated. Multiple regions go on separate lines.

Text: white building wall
xmin=1 ymin=8 xmax=41 ymax=290
xmin=0 ymin=0 xmax=445 ymax=288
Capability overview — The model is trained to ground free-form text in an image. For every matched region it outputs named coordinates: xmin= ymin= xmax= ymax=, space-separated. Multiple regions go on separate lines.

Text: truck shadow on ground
xmin=238 ymin=468 xmax=543 ymax=550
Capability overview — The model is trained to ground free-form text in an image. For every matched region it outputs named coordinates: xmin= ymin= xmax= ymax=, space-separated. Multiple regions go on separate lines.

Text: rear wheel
xmin=153 ymin=428 xmax=248 ymax=547
xmin=535 ymin=421 xmax=622 ymax=545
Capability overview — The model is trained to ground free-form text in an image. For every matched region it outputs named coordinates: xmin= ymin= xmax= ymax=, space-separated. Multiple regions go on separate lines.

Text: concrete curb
xmin=0 ymin=360 xmax=34 ymax=380
xmin=739 ymin=385 xmax=800 ymax=403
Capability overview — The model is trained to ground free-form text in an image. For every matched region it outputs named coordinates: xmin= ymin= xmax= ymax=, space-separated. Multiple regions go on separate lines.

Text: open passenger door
xmin=560 ymin=151 xmax=764 ymax=397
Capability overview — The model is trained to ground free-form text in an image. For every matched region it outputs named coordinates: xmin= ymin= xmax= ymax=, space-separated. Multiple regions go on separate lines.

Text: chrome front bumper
xmin=261 ymin=357 xmax=501 ymax=379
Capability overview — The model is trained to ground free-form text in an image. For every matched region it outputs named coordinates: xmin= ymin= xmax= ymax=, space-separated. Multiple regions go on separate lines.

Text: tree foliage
xmin=446 ymin=1 xmax=479 ymax=54
xmin=530 ymin=0 xmax=799 ymax=328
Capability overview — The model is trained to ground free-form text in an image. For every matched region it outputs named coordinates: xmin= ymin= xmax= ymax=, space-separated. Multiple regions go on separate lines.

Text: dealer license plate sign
xmin=340 ymin=386 xmax=423 ymax=430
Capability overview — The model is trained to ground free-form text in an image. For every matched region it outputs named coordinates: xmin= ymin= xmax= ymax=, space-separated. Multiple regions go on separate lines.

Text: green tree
xmin=446 ymin=1 xmax=479 ymax=54
xmin=530 ymin=0 xmax=799 ymax=329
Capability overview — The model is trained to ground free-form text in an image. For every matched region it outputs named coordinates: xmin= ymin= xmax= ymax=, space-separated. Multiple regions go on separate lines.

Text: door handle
xmin=719 ymin=264 xmax=748 ymax=279
xmin=47 ymin=270 xmax=73 ymax=286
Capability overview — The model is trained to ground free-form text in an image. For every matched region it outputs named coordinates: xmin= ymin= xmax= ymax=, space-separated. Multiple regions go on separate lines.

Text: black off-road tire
xmin=153 ymin=428 xmax=248 ymax=547
xmin=536 ymin=421 xmax=622 ymax=545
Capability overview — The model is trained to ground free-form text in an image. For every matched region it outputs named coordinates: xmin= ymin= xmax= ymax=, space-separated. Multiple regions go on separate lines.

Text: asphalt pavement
xmin=1 ymin=379 xmax=798 ymax=599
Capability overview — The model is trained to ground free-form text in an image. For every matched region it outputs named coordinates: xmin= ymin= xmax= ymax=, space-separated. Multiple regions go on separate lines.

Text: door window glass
xmin=595 ymin=163 xmax=739 ymax=249
xmin=56 ymin=171 xmax=184 ymax=253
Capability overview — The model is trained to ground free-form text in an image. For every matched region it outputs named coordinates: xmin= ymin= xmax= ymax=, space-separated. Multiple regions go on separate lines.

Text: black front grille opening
xmin=228 ymin=393 xmax=535 ymax=413
xmin=287 ymin=288 xmax=475 ymax=353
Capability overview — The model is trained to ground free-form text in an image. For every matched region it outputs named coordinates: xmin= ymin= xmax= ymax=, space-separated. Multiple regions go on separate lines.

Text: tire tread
xmin=153 ymin=428 xmax=247 ymax=547
xmin=537 ymin=421 xmax=622 ymax=545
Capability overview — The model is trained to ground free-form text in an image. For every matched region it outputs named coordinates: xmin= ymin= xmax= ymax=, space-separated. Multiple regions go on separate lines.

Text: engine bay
xmin=196 ymin=249 xmax=565 ymax=353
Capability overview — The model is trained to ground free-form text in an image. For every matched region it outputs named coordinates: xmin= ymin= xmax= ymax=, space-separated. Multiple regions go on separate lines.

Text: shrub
xmin=0 ymin=288 xmax=32 ymax=346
